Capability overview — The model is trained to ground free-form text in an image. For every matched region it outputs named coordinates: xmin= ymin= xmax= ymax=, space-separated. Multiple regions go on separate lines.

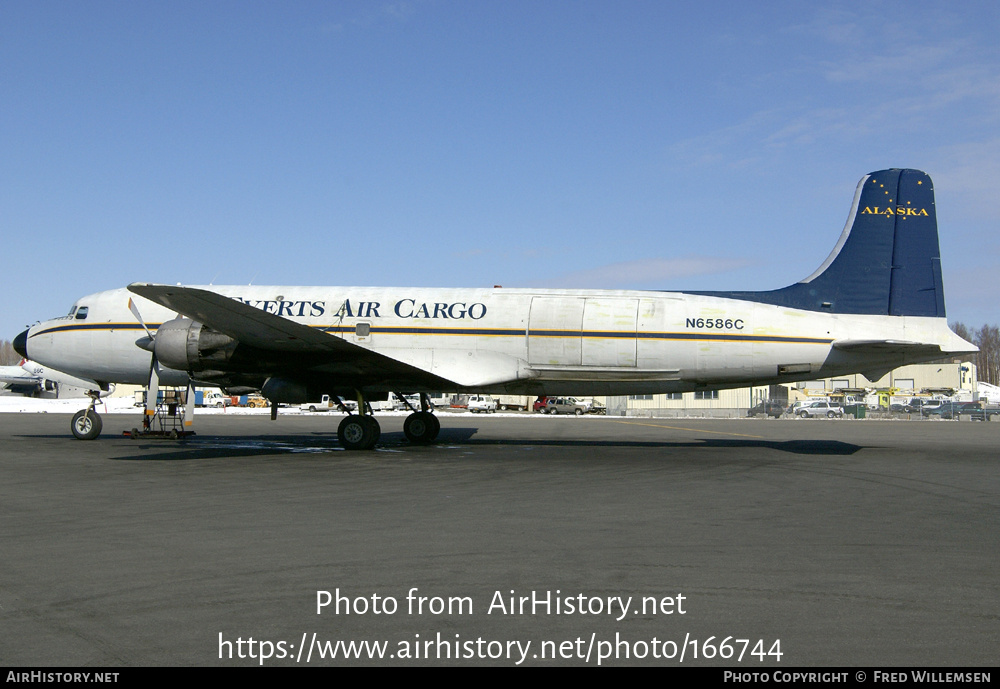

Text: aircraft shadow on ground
xmin=439 ymin=431 xmax=863 ymax=455
xmin=78 ymin=429 xmax=864 ymax=461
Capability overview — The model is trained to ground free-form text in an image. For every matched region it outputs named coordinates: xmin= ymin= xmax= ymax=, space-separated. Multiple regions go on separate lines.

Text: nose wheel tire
xmin=71 ymin=410 xmax=103 ymax=440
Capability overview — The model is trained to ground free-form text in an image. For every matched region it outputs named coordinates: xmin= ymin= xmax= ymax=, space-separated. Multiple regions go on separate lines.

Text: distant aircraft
xmin=0 ymin=359 xmax=101 ymax=397
xmin=14 ymin=169 xmax=977 ymax=448
xmin=0 ymin=360 xmax=43 ymax=395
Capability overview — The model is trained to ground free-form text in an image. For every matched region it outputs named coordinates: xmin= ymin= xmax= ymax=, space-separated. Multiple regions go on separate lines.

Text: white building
xmin=610 ymin=361 xmax=979 ymax=417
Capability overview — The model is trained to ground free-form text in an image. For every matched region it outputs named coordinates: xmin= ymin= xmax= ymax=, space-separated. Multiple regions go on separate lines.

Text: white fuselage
xmin=23 ymin=285 xmax=971 ymax=396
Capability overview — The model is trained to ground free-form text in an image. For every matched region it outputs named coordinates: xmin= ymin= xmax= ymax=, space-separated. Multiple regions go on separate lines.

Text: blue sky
xmin=3 ymin=1 xmax=999 ymax=339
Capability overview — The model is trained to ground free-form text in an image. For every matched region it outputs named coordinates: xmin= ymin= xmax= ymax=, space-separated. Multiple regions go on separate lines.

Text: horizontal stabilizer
xmin=832 ymin=339 xmax=946 ymax=357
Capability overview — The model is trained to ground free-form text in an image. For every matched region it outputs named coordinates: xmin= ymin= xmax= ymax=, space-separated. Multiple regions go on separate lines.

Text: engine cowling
xmin=153 ymin=318 xmax=238 ymax=372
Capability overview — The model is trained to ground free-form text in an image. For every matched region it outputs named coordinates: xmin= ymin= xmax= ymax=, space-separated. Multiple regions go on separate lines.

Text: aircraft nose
xmin=13 ymin=329 xmax=29 ymax=359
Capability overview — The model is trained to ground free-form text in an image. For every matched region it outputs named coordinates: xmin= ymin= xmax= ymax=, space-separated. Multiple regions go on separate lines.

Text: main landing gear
xmin=334 ymin=392 xmax=440 ymax=450
xmin=337 ymin=414 xmax=381 ymax=451
xmin=399 ymin=392 xmax=440 ymax=445
xmin=403 ymin=410 xmax=440 ymax=444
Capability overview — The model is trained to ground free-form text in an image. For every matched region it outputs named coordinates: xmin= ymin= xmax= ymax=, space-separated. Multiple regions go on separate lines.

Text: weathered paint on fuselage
xmin=24 ymin=284 xmax=968 ymax=396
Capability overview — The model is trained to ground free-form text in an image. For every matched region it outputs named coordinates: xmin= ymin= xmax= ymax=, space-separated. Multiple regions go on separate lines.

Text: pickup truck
xmin=200 ymin=391 xmax=232 ymax=408
xmin=969 ymin=405 xmax=1000 ymax=421
xmin=300 ymin=395 xmax=356 ymax=413
xmin=923 ymin=402 xmax=981 ymax=419
xmin=495 ymin=395 xmax=530 ymax=411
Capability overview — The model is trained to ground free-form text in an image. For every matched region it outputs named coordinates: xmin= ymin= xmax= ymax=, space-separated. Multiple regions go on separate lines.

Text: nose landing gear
xmin=70 ymin=393 xmax=104 ymax=440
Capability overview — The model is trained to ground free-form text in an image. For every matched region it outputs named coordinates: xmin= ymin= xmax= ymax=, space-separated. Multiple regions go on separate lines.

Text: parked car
xmin=533 ymin=396 xmax=553 ymax=412
xmin=903 ymin=398 xmax=937 ymax=413
xmin=795 ymin=401 xmax=844 ymax=418
xmin=925 ymin=401 xmax=980 ymax=419
xmin=542 ymin=397 xmax=588 ymax=415
xmin=748 ymin=401 xmax=784 ymax=418
xmin=917 ymin=400 xmax=948 ymax=416
xmin=467 ymin=395 xmax=497 ymax=413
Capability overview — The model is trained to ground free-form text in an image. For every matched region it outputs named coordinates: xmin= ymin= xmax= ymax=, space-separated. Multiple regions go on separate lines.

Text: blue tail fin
xmin=690 ymin=169 xmax=946 ymax=317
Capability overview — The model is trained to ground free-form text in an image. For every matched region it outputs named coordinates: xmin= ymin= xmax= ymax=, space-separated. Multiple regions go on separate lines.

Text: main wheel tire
xmin=338 ymin=415 xmax=379 ymax=450
xmin=404 ymin=411 xmax=440 ymax=443
xmin=71 ymin=410 xmax=102 ymax=440
xmin=427 ymin=413 xmax=440 ymax=440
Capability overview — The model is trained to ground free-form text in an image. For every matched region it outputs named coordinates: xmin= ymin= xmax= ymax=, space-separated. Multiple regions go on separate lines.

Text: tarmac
xmin=1 ymin=409 xmax=997 ymax=666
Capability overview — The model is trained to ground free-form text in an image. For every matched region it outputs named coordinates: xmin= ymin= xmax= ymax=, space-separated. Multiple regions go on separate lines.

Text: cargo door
xmin=581 ymin=298 xmax=638 ymax=367
xmin=528 ymin=297 xmax=584 ymax=366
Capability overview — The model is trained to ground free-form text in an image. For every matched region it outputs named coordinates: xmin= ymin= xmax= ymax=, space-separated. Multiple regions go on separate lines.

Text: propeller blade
xmin=183 ymin=381 xmax=195 ymax=429
xmin=145 ymin=356 xmax=160 ymax=422
xmin=128 ymin=298 xmax=155 ymax=341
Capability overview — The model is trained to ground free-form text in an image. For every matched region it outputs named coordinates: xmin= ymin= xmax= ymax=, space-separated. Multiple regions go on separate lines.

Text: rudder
xmin=687 ymin=169 xmax=946 ymax=317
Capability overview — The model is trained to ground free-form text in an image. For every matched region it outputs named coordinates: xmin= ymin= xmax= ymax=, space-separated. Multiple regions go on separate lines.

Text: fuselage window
xmin=75 ymin=306 xmax=89 ymax=320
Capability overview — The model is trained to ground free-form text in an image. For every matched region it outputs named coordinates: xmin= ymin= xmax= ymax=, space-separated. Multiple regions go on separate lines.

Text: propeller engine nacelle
xmin=152 ymin=318 xmax=238 ymax=372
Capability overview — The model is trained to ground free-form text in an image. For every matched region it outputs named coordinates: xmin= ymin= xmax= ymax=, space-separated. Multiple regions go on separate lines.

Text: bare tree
xmin=0 ymin=339 xmax=21 ymax=366
xmin=950 ymin=321 xmax=973 ymax=342
xmin=976 ymin=324 xmax=1000 ymax=386
xmin=948 ymin=322 xmax=1000 ymax=386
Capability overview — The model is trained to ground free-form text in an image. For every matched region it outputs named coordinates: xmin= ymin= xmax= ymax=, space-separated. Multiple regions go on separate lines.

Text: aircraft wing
xmin=0 ymin=369 xmax=41 ymax=387
xmin=127 ymin=283 xmax=460 ymax=389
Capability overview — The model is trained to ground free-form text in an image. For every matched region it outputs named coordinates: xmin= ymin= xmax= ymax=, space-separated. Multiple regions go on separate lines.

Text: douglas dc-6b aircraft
xmin=0 ymin=359 xmax=103 ymax=397
xmin=14 ymin=169 xmax=976 ymax=449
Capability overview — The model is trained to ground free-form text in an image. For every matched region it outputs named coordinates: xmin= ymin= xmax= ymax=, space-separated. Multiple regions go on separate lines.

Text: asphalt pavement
xmin=1 ymin=411 xmax=996 ymax=666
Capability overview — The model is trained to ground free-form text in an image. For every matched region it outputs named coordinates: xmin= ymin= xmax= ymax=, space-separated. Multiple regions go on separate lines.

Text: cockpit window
xmin=75 ymin=306 xmax=89 ymax=320
xmin=68 ymin=306 xmax=77 ymax=317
